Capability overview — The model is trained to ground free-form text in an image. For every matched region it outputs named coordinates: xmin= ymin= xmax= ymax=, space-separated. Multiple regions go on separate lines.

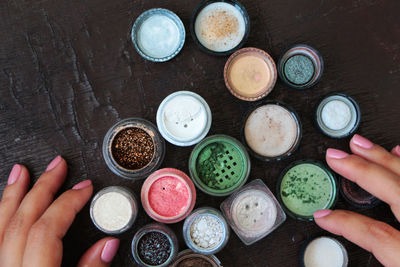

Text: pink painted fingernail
xmin=352 ymin=134 xmax=374 ymax=149
xmin=46 ymin=155 xmax=62 ymax=171
xmin=72 ymin=180 xmax=92 ymax=190
xmin=314 ymin=209 xmax=332 ymax=219
xmin=101 ymin=239 xmax=119 ymax=263
xmin=326 ymin=148 xmax=349 ymax=159
xmin=8 ymin=164 xmax=22 ymax=185
xmin=394 ymin=145 xmax=400 ymax=156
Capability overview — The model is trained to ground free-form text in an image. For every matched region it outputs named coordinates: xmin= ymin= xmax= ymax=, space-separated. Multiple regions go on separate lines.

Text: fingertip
xmin=314 ymin=209 xmax=332 ymax=219
xmin=391 ymin=145 xmax=400 ymax=157
xmin=72 ymin=180 xmax=92 ymax=190
xmin=45 ymin=155 xmax=67 ymax=173
xmin=101 ymin=238 xmax=120 ymax=263
xmin=77 ymin=237 xmax=119 ymax=267
xmin=326 ymin=148 xmax=350 ymax=160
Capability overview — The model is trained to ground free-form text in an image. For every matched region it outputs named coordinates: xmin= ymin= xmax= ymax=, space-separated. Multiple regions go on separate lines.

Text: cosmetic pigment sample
xmin=142 ymin=168 xmax=196 ymax=223
xmin=279 ymin=161 xmax=337 ymax=219
xmin=224 ymin=48 xmax=277 ymax=101
xmin=244 ymin=103 xmax=300 ymax=159
xmin=172 ymin=251 xmax=220 ymax=267
xmin=341 ymin=178 xmax=379 ymax=208
xmin=302 ymin=237 xmax=348 ymax=267
xmin=138 ymin=231 xmax=172 ymax=266
xmin=194 ymin=2 xmax=246 ymax=52
xmin=284 ymin=55 xmax=315 ymax=85
xmin=111 ymin=127 xmax=154 ymax=170
xmin=177 ymin=258 xmax=213 ymax=267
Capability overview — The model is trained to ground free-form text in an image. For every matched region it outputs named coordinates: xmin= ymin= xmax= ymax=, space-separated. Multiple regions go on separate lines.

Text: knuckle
xmin=29 ymin=219 xmax=52 ymax=241
xmin=368 ymin=221 xmax=396 ymax=243
xmin=4 ymin=214 xmax=27 ymax=237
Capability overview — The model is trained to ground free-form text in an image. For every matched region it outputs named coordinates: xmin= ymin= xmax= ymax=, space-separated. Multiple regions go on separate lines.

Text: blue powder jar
xmin=278 ymin=44 xmax=324 ymax=89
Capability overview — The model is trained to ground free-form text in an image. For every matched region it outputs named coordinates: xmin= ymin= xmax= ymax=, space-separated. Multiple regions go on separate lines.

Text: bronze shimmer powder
xmin=111 ymin=127 xmax=154 ymax=170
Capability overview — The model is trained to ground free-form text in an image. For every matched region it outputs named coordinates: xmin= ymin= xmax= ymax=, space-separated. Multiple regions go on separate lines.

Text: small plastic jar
xmin=132 ymin=223 xmax=178 ymax=267
xmin=314 ymin=93 xmax=361 ymax=138
xmin=278 ymin=44 xmax=323 ymax=89
xmin=102 ymin=118 xmax=165 ymax=179
xmin=182 ymin=207 xmax=230 ymax=255
xmin=90 ymin=186 xmax=138 ymax=234
xmin=277 ymin=160 xmax=338 ymax=221
xmin=300 ymin=236 xmax=348 ymax=267
xmin=242 ymin=101 xmax=302 ymax=161
xmin=189 ymin=134 xmax=250 ymax=196
xmin=131 ymin=8 xmax=185 ymax=62
xmin=171 ymin=249 xmax=222 ymax=267
xmin=141 ymin=168 xmax=196 ymax=223
xmin=156 ymin=91 xmax=212 ymax=146
xmin=190 ymin=0 xmax=250 ymax=56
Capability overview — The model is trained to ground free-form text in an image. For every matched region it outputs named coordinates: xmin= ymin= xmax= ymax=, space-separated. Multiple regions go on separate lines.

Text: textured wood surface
xmin=1 ymin=0 xmax=400 ymax=266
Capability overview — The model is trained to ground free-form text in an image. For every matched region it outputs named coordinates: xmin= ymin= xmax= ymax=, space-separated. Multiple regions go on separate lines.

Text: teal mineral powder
xmin=279 ymin=162 xmax=336 ymax=219
xmin=284 ymin=55 xmax=315 ymax=85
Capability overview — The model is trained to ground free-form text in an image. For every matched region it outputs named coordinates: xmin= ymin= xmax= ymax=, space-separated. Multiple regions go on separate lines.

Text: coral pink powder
xmin=148 ymin=176 xmax=190 ymax=217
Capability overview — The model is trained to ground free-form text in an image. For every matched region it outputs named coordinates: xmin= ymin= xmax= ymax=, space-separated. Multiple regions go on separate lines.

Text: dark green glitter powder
xmin=284 ymin=55 xmax=315 ymax=85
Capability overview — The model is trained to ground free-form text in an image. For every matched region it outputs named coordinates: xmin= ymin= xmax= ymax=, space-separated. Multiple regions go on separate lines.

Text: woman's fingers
xmin=0 ymin=156 xmax=67 ymax=267
xmin=314 ymin=209 xmax=400 ymax=267
xmin=392 ymin=145 xmax=400 ymax=158
xmin=22 ymin=180 xmax=93 ymax=267
xmin=0 ymin=164 xmax=30 ymax=246
xmin=326 ymin=149 xmax=400 ymax=220
xmin=77 ymin=237 xmax=120 ymax=267
xmin=350 ymin=134 xmax=400 ymax=177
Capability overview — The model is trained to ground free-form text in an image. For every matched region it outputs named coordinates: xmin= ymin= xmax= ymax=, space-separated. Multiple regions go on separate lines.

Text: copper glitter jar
xmin=102 ymin=118 xmax=165 ymax=179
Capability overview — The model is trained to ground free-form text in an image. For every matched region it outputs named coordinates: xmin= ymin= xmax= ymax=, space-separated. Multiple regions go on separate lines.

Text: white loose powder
xmin=190 ymin=215 xmax=223 ymax=249
xmin=92 ymin=192 xmax=133 ymax=232
xmin=321 ymin=100 xmax=351 ymax=130
xmin=162 ymin=95 xmax=207 ymax=141
xmin=304 ymin=237 xmax=345 ymax=267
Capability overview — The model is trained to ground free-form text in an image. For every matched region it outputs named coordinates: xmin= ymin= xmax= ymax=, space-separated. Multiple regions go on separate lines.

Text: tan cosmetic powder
xmin=225 ymin=48 xmax=276 ymax=101
xmin=244 ymin=104 xmax=298 ymax=158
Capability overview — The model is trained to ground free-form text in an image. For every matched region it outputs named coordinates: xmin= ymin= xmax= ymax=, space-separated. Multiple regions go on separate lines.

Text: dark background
xmin=1 ymin=0 xmax=399 ymax=266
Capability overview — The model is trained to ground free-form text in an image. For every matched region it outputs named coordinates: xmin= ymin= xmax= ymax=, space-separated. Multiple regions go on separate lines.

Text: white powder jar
xmin=90 ymin=186 xmax=138 ymax=234
xmin=156 ymin=91 xmax=212 ymax=146
xmin=301 ymin=236 xmax=348 ymax=267
xmin=315 ymin=93 xmax=360 ymax=138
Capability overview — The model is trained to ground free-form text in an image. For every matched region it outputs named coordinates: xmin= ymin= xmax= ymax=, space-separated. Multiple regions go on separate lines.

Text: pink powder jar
xmin=141 ymin=168 xmax=196 ymax=223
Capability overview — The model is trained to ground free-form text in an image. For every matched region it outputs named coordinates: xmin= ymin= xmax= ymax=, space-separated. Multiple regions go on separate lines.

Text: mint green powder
xmin=280 ymin=163 xmax=335 ymax=218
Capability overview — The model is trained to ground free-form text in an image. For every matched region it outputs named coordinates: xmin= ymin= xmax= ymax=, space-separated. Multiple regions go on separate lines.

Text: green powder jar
xmin=277 ymin=160 xmax=338 ymax=220
xmin=189 ymin=135 xmax=250 ymax=196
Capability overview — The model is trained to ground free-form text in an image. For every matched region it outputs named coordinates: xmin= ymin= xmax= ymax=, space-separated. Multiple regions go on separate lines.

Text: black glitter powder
xmin=138 ymin=231 xmax=171 ymax=266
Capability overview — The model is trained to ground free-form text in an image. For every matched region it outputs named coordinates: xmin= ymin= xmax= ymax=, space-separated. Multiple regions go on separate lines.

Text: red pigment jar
xmin=141 ymin=168 xmax=196 ymax=223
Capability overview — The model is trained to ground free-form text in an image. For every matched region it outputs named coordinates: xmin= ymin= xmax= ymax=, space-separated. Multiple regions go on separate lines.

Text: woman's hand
xmin=0 ymin=156 xmax=119 ymax=267
xmin=314 ymin=134 xmax=400 ymax=266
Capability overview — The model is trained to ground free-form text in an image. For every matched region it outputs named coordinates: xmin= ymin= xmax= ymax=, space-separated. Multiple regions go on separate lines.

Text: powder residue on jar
xmin=190 ymin=215 xmax=223 ymax=249
xmin=111 ymin=127 xmax=154 ymax=170
xmin=194 ymin=2 xmax=245 ymax=52
xmin=231 ymin=189 xmax=277 ymax=236
xmin=321 ymin=100 xmax=351 ymax=130
xmin=138 ymin=231 xmax=172 ymax=266
xmin=92 ymin=191 xmax=133 ymax=232
xmin=244 ymin=104 xmax=298 ymax=158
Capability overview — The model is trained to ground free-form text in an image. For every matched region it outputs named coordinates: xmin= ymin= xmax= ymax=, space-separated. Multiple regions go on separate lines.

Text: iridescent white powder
xmin=321 ymin=100 xmax=351 ymax=130
xmin=304 ymin=237 xmax=345 ymax=267
xmin=92 ymin=192 xmax=133 ymax=232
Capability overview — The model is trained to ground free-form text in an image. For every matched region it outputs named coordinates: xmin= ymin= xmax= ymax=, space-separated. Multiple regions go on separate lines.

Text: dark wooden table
xmin=1 ymin=0 xmax=400 ymax=266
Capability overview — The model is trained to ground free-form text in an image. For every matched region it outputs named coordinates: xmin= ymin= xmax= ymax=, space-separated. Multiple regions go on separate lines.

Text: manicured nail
xmin=394 ymin=145 xmax=400 ymax=157
xmin=72 ymin=180 xmax=92 ymax=190
xmin=46 ymin=155 xmax=62 ymax=171
xmin=326 ymin=148 xmax=349 ymax=159
xmin=352 ymin=134 xmax=374 ymax=149
xmin=8 ymin=164 xmax=22 ymax=185
xmin=101 ymin=239 xmax=120 ymax=263
xmin=314 ymin=209 xmax=332 ymax=219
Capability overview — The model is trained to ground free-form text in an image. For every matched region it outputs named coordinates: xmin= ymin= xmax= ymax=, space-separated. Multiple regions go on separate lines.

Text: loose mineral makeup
xmin=278 ymin=44 xmax=323 ymax=89
xmin=191 ymin=0 xmax=249 ymax=55
xmin=315 ymin=93 xmax=361 ymax=138
xmin=340 ymin=177 xmax=380 ymax=209
xmin=189 ymin=135 xmax=250 ymax=196
xmin=220 ymin=179 xmax=286 ymax=245
xmin=183 ymin=207 xmax=230 ymax=255
xmin=156 ymin=91 xmax=212 ymax=146
xmin=90 ymin=186 xmax=138 ymax=234
xmin=141 ymin=168 xmax=196 ymax=223
xmin=132 ymin=8 xmax=185 ymax=62
xmin=301 ymin=236 xmax=348 ymax=267
xmin=224 ymin=47 xmax=277 ymax=101
xmin=171 ymin=249 xmax=221 ymax=267
xmin=243 ymin=101 xmax=302 ymax=161
xmin=102 ymin=118 xmax=165 ymax=179
xmin=132 ymin=223 xmax=178 ymax=267
xmin=277 ymin=160 xmax=338 ymax=220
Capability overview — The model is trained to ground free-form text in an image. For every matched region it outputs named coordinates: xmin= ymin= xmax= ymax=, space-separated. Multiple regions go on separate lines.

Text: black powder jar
xmin=102 ymin=118 xmax=165 ymax=179
xmin=132 ymin=223 xmax=178 ymax=267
